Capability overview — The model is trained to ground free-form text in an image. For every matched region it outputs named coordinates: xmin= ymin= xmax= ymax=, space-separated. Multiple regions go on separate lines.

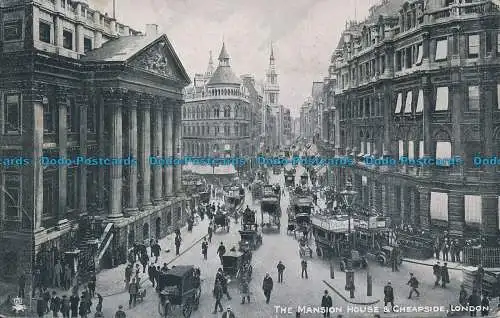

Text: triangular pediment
xmin=128 ymin=35 xmax=191 ymax=85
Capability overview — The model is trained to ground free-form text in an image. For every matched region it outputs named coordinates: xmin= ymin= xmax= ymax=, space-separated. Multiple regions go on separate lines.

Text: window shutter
xmin=404 ymin=91 xmax=413 ymax=113
xmin=435 ymin=87 xmax=449 ymax=111
xmin=430 ymin=192 xmax=449 ymax=221
xmin=394 ymin=93 xmax=403 ymax=113
xmin=465 ymin=195 xmax=482 ymax=224
xmin=416 ymin=89 xmax=424 ymax=113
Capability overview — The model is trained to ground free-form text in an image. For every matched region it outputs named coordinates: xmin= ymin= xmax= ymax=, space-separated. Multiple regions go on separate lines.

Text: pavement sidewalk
xmin=96 ymin=217 xmax=210 ymax=298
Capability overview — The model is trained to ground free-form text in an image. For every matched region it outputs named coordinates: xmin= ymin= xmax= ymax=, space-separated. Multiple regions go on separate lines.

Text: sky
xmin=91 ymin=0 xmax=380 ymax=117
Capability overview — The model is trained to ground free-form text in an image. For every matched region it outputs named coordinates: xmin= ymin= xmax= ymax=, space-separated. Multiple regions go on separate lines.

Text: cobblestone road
xmin=45 ymin=168 xmax=466 ymax=318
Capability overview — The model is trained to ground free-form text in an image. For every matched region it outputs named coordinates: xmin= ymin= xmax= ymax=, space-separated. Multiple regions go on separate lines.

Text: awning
xmin=183 ymin=163 xmax=237 ymax=175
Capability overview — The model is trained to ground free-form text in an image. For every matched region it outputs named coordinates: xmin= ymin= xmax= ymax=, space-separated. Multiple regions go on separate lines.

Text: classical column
xmin=173 ymin=103 xmax=183 ymax=193
xmin=418 ymin=187 xmax=430 ymax=230
xmin=164 ymin=106 xmax=174 ymax=196
xmin=104 ymin=88 xmax=125 ymax=219
xmin=139 ymin=95 xmax=152 ymax=207
xmin=78 ymin=94 xmax=88 ymax=213
xmin=96 ymin=94 xmax=105 ymax=212
xmin=421 ymin=76 xmax=433 ymax=178
xmin=152 ymin=98 xmax=163 ymax=203
xmin=125 ymin=94 xmax=138 ymax=214
xmin=480 ymin=74 xmax=495 ymax=176
xmin=57 ymin=87 xmax=68 ymax=221
xmin=24 ymin=84 xmax=44 ymax=230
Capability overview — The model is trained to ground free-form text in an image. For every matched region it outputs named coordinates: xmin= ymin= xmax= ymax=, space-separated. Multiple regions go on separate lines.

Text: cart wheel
xmin=158 ymin=300 xmax=170 ymax=318
xmin=182 ymin=301 xmax=193 ymax=318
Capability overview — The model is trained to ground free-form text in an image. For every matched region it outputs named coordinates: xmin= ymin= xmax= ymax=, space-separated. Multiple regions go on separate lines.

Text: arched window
xmin=234 ymin=105 xmax=239 ymax=118
xmin=224 ymin=105 xmax=231 ymax=118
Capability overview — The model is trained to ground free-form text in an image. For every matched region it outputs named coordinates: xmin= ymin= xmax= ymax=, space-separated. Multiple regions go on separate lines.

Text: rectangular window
xmin=87 ymin=98 xmax=96 ymax=133
xmin=39 ymin=21 xmax=51 ymax=43
xmin=4 ymin=94 xmax=21 ymax=135
xmin=465 ymin=195 xmax=482 ymax=224
xmin=3 ymin=173 xmax=21 ymax=219
xmin=398 ymin=140 xmax=404 ymax=159
xmin=467 ymin=86 xmax=480 ymax=111
xmin=360 ymin=141 xmax=365 ymax=155
xmin=436 ymin=141 xmax=452 ymax=166
xmin=416 ymin=89 xmax=424 ymax=113
xmin=394 ymin=93 xmax=403 ymax=113
xmin=405 ymin=47 xmax=412 ymax=68
xmin=430 ymin=192 xmax=448 ymax=221
xmin=416 ymin=44 xmax=423 ymax=65
xmin=497 ymin=33 xmax=500 ymax=53
xmin=84 ymin=37 xmax=92 ymax=53
xmin=408 ymin=141 xmax=415 ymax=160
xmin=366 ymin=142 xmax=371 ymax=155
xmin=419 ymin=140 xmax=424 ymax=158
xmin=63 ymin=30 xmax=73 ymax=49
xmin=404 ymin=91 xmax=413 ymax=113
xmin=395 ymin=51 xmax=402 ymax=71
xmin=362 ymin=176 xmax=368 ymax=186
xmin=468 ymin=34 xmax=480 ymax=58
xmin=43 ymin=171 xmax=57 ymax=217
xmin=435 ymin=38 xmax=448 ymax=61
xmin=497 ymin=84 xmax=500 ymax=110
xmin=486 ymin=31 xmax=492 ymax=53
xmin=43 ymin=94 xmax=56 ymax=133
xmin=3 ymin=20 xmax=22 ymax=41
xmin=67 ymin=97 xmax=79 ymax=133
xmin=435 ymin=86 xmax=449 ymax=111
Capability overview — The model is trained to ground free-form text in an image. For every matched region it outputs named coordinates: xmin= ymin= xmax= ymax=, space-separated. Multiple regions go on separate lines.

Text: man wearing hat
xmin=383 ymin=281 xmax=394 ymax=312
xmin=321 ymin=290 xmax=333 ymax=317
xmin=407 ymin=273 xmax=420 ymax=298
xmin=114 ymin=305 xmax=126 ymax=318
xmin=262 ymin=273 xmax=274 ymax=304
xmin=221 ymin=306 xmax=235 ymax=318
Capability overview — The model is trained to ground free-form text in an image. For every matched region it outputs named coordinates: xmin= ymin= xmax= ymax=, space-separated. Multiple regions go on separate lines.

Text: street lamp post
xmin=340 ymin=180 xmax=357 ymax=298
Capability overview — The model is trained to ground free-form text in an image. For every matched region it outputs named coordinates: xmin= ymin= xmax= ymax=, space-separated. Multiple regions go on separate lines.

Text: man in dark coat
xmin=441 ymin=263 xmax=450 ymax=288
xmin=151 ymin=241 xmax=161 ymax=263
xmin=140 ymin=253 xmax=149 ymax=273
xmin=215 ymin=269 xmax=231 ymax=300
xmin=277 ymin=261 xmax=285 ymax=283
xmin=50 ymin=291 xmax=61 ymax=317
xmin=459 ymin=284 xmax=468 ymax=307
xmin=433 ymin=261 xmax=441 ymax=287
xmin=481 ymin=292 xmax=489 ymax=317
xmin=148 ymin=263 xmax=156 ymax=287
xmin=202 ymin=238 xmax=208 ymax=260
xmin=321 ymin=290 xmax=333 ymax=317
xmin=212 ymin=281 xmax=224 ymax=313
xmin=221 ymin=306 xmax=236 ymax=318
xmin=69 ymin=293 xmax=79 ymax=317
xmin=262 ymin=273 xmax=273 ymax=304
xmin=36 ymin=295 xmax=45 ymax=318
xmin=468 ymin=289 xmax=481 ymax=317
xmin=407 ymin=273 xmax=420 ymax=298
xmin=217 ymin=242 xmax=226 ymax=264
xmin=383 ymin=281 xmax=394 ymax=311
xmin=301 ymin=260 xmax=308 ymax=279
xmin=61 ymin=295 xmax=70 ymax=318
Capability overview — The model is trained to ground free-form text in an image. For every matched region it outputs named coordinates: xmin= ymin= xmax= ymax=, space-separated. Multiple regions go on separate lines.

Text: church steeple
xmin=270 ymin=43 xmax=275 ymax=64
xmin=218 ymin=42 xmax=230 ymax=66
xmin=264 ymin=43 xmax=279 ymax=106
xmin=206 ymin=50 xmax=214 ymax=76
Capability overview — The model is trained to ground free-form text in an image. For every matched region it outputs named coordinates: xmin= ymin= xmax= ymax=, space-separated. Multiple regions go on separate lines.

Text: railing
xmin=96 ymin=223 xmax=114 ymax=267
xmin=463 ymin=246 xmax=500 ymax=268
xmin=427 ymin=1 xmax=498 ymax=23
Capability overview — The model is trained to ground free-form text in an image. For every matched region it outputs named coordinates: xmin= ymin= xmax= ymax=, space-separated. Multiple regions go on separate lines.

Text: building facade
xmin=327 ymin=0 xmax=500 ymax=245
xmin=0 ymin=0 xmax=190 ymax=293
xmin=283 ymin=107 xmax=292 ymax=146
xmin=241 ymin=75 xmax=263 ymax=155
xmin=183 ymin=43 xmax=252 ymax=158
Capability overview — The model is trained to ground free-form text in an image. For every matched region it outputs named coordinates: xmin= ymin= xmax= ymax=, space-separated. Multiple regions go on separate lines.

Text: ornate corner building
xmin=183 ymin=43 xmax=255 ymax=159
xmin=0 ymin=0 xmax=190 ymax=293
xmin=326 ymin=0 xmax=500 ymax=253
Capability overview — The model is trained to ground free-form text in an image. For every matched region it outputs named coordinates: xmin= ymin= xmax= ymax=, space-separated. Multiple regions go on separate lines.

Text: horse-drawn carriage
xmin=287 ymin=196 xmax=313 ymax=238
xmin=222 ymin=251 xmax=253 ymax=282
xmin=213 ymin=212 xmax=230 ymax=232
xmin=260 ymin=190 xmax=281 ymax=231
xmin=251 ymin=180 xmax=264 ymax=199
xmin=158 ymin=265 xmax=201 ymax=318
xmin=239 ymin=223 xmax=263 ymax=251
xmin=284 ymin=171 xmax=295 ymax=188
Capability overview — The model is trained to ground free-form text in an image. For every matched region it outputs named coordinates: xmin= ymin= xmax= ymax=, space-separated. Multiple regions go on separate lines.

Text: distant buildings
xmin=183 ymin=43 xmax=254 ymax=158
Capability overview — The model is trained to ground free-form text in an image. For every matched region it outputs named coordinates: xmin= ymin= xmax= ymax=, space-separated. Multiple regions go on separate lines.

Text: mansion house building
xmin=327 ymin=0 xmax=500 ymax=248
xmin=0 ymin=0 xmax=190 ymax=293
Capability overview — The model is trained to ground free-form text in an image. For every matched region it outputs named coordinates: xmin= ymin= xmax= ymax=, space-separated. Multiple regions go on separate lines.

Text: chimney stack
xmin=146 ymin=24 xmax=158 ymax=37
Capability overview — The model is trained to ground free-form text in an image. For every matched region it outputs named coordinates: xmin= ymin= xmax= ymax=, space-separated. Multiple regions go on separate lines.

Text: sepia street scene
xmin=0 ymin=0 xmax=499 ymax=317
